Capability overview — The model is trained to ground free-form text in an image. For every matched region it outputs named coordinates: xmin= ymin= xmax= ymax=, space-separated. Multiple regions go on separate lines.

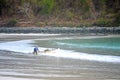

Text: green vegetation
xmin=40 ymin=0 xmax=55 ymax=14
xmin=94 ymin=18 xmax=111 ymax=27
xmin=7 ymin=18 xmax=18 ymax=27
xmin=0 ymin=0 xmax=120 ymax=27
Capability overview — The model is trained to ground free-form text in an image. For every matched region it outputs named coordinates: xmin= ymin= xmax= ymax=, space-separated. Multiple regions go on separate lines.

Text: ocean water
xmin=33 ymin=36 xmax=120 ymax=63
xmin=0 ymin=35 xmax=120 ymax=63
xmin=34 ymin=36 xmax=120 ymax=55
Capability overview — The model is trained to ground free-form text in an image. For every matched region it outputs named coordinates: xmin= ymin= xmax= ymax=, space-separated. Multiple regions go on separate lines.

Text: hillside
xmin=0 ymin=0 xmax=120 ymax=27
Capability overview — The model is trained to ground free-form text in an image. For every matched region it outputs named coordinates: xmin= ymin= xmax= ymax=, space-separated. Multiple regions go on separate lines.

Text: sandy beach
xmin=0 ymin=34 xmax=120 ymax=80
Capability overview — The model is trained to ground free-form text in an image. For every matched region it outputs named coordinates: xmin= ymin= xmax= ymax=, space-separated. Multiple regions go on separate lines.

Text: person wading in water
xmin=33 ymin=47 xmax=39 ymax=55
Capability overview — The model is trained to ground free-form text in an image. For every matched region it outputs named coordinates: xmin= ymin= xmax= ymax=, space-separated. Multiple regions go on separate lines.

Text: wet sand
xmin=0 ymin=34 xmax=120 ymax=80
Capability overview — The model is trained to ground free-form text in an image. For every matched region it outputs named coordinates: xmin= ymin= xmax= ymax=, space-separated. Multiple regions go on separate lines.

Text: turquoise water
xmin=34 ymin=37 xmax=120 ymax=56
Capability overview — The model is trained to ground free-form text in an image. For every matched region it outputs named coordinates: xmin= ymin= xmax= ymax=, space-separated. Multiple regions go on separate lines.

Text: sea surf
xmin=0 ymin=35 xmax=120 ymax=63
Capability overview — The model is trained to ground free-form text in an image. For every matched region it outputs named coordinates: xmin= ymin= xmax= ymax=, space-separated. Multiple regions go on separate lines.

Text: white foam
xmin=0 ymin=40 xmax=33 ymax=53
xmin=40 ymin=49 xmax=120 ymax=63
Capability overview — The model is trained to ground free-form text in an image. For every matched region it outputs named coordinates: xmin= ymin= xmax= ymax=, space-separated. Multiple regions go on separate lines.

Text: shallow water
xmin=34 ymin=36 xmax=120 ymax=55
xmin=32 ymin=36 xmax=120 ymax=63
